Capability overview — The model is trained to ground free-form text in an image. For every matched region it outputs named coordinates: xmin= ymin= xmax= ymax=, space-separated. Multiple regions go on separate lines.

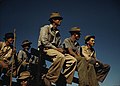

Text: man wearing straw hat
xmin=17 ymin=40 xmax=32 ymax=75
xmin=81 ymin=35 xmax=110 ymax=83
xmin=38 ymin=12 xmax=77 ymax=86
xmin=62 ymin=27 xmax=99 ymax=86
xmin=17 ymin=71 xmax=32 ymax=86
xmin=0 ymin=32 xmax=16 ymax=85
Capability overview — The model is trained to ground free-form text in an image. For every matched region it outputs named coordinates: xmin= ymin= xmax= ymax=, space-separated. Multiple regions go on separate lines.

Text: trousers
xmin=44 ymin=49 xmax=77 ymax=84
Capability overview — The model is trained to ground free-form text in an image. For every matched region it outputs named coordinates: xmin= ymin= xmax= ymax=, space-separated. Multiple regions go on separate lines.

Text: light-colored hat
xmin=21 ymin=40 xmax=32 ymax=46
xmin=18 ymin=71 xmax=32 ymax=80
xmin=49 ymin=12 xmax=63 ymax=21
xmin=69 ymin=27 xmax=81 ymax=32
xmin=84 ymin=35 xmax=95 ymax=42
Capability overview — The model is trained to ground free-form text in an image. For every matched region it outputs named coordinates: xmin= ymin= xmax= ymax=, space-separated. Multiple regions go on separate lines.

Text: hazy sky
xmin=0 ymin=0 xmax=120 ymax=86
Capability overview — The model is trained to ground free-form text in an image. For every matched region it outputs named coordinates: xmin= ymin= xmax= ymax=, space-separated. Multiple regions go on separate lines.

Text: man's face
xmin=23 ymin=44 xmax=31 ymax=51
xmin=7 ymin=38 xmax=14 ymax=44
xmin=53 ymin=19 xmax=62 ymax=26
xmin=21 ymin=80 xmax=28 ymax=86
xmin=74 ymin=33 xmax=80 ymax=40
xmin=87 ymin=38 xmax=95 ymax=47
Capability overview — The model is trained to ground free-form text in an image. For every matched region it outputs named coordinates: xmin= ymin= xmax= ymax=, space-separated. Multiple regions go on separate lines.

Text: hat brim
xmin=21 ymin=42 xmax=32 ymax=46
xmin=49 ymin=17 xmax=63 ymax=21
xmin=69 ymin=31 xmax=80 ymax=33
xmin=18 ymin=75 xmax=31 ymax=80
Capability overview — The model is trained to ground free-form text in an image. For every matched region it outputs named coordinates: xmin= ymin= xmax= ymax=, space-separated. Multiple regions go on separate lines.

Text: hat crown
xmin=20 ymin=71 xmax=30 ymax=77
xmin=84 ymin=35 xmax=95 ymax=41
xmin=69 ymin=27 xmax=80 ymax=32
xmin=49 ymin=12 xmax=63 ymax=19
xmin=22 ymin=40 xmax=32 ymax=46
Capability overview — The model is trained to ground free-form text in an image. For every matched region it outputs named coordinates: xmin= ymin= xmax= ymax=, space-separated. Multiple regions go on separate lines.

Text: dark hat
xmin=4 ymin=32 xmax=14 ymax=40
xmin=18 ymin=71 xmax=32 ymax=80
xmin=49 ymin=12 xmax=63 ymax=21
xmin=21 ymin=40 xmax=32 ymax=47
xmin=84 ymin=35 xmax=95 ymax=42
xmin=69 ymin=27 xmax=81 ymax=33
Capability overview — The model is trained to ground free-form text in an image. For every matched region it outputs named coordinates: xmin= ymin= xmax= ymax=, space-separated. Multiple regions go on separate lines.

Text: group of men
xmin=0 ymin=33 xmax=36 ymax=86
xmin=0 ymin=12 xmax=110 ymax=86
xmin=38 ymin=12 xmax=110 ymax=86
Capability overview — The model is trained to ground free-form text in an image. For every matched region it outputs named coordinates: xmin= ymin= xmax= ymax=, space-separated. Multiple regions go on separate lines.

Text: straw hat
xmin=49 ymin=12 xmax=63 ymax=21
xmin=69 ymin=27 xmax=81 ymax=33
xmin=21 ymin=40 xmax=32 ymax=47
xmin=18 ymin=71 xmax=32 ymax=80
xmin=84 ymin=35 xmax=95 ymax=42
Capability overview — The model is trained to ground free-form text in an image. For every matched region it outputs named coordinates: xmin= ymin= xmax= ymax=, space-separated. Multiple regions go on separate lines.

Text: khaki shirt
xmin=38 ymin=24 xmax=61 ymax=49
xmin=0 ymin=42 xmax=13 ymax=60
xmin=62 ymin=37 xmax=80 ymax=54
xmin=81 ymin=45 xmax=96 ymax=61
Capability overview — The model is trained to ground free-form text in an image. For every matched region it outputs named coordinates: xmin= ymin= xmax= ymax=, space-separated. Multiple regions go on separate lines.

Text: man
xmin=0 ymin=32 xmax=16 ymax=85
xmin=62 ymin=27 xmax=99 ymax=86
xmin=17 ymin=71 xmax=32 ymax=86
xmin=38 ymin=12 xmax=77 ymax=86
xmin=17 ymin=40 xmax=32 ymax=75
xmin=81 ymin=35 xmax=110 ymax=83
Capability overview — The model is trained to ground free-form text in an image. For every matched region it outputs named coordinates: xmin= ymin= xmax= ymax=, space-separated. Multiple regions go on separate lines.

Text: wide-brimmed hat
xmin=49 ymin=12 xmax=63 ymax=21
xmin=4 ymin=32 xmax=14 ymax=40
xmin=18 ymin=71 xmax=32 ymax=80
xmin=84 ymin=35 xmax=95 ymax=42
xmin=69 ymin=27 xmax=81 ymax=33
xmin=21 ymin=40 xmax=32 ymax=47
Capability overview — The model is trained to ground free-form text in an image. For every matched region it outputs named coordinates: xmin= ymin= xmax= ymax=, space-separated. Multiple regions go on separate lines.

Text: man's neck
xmin=87 ymin=44 xmax=92 ymax=49
xmin=70 ymin=36 xmax=76 ymax=42
xmin=52 ymin=23 xmax=57 ymax=29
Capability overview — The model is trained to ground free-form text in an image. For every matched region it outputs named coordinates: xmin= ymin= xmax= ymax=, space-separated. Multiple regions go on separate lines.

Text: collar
xmin=70 ymin=37 xmax=76 ymax=43
xmin=50 ymin=24 xmax=53 ymax=28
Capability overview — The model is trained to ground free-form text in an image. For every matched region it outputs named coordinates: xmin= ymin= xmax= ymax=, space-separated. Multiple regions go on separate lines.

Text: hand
xmin=12 ymin=47 xmax=16 ymax=55
xmin=56 ymin=48 xmax=64 ymax=53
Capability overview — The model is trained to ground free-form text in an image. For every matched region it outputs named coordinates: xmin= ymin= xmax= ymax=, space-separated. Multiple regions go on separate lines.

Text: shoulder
xmin=0 ymin=42 xmax=4 ymax=45
xmin=18 ymin=50 xmax=25 ymax=54
xmin=0 ymin=42 xmax=5 ymax=49
xmin=41 ymin=25 xmax=50 ymax=30
xmin=0 ymin=42 xmax=3 ymax=46
xmin=40 ymin=25 xmax=50 ymax=33
xmin=64 ymin=38 xmax=70 ymax=42
xmin=81 ymin=45 xmax=87 ymax=49
xmin=64 ymin=38 xmax=70 ymax=41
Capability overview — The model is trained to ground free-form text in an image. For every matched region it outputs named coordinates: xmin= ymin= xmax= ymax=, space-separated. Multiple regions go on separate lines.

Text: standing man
xmin=38 ymin=12 xmax=77 ymax=86
xmin=62 ymin=27 xmax=99 ymax=86
xmin=81 ymin=35 xmax=110 ymax=83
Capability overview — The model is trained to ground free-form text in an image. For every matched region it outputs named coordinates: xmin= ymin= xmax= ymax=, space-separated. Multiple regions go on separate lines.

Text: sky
xmin=0 ymin=0 xmax=120 ymax=86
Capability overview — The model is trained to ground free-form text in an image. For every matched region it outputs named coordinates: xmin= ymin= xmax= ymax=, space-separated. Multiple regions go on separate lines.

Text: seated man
xmin=17 ymin=71 xmax=32 ymax=86
xmin=81 ymin=35 xmax=110 ymax=83
xmin=0 ymin=32 xmax=16 ymax=85
xmin=62 ymin=27 xmax=99 ymax=86
xmin=17 ymin=40 xmax=32 ymax=75
xmin=38 ymin=12 xmax=77 ymax=86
